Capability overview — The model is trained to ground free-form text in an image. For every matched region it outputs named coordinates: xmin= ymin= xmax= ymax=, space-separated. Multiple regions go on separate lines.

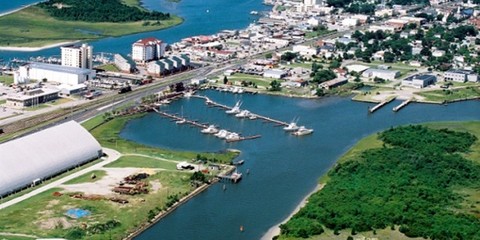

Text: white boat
xmin=176 ymin=118 xmax=186 ymax=124
xmin=215 ymin=130 xmax=230 ymax=139
xmin=184 ymin=91 xmax=193 ymax=98
xmin=250 ymin=11 xmax=258 ymax=15
xmin=249 ymin=114 xmax=257 ymax=120
xmin=226 ymin=132 xmax=241 ymax=141
xmin=284 ymin=118 xmax=300 ymax=131
xmin=226 ymin=101 xmax=242 ymax=114
xmin=160 ymin=99 xmax=171 ymax=104
xmin=292 ymin=126 xmax=314 ymax=136
xmin=237 ymin=88 xmax=245 ymax=94
xmin=201 ymin=125 xmax=219 ymax=134
xmin=235 ymin=110 xmax=250 ymax=118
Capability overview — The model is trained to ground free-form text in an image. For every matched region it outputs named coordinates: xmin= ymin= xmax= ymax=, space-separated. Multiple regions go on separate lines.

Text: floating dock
xmin=368 ymin=97 xmax=396 ymax=113
xmin=393 ymin=99 xmax=412 ymax=112
xmin=192 ymin=95 xmax=289 ymax=126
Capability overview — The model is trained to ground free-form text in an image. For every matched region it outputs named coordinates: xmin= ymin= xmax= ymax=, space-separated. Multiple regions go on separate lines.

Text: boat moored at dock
xmin=201 ymin=125 xmax=219 ymax=134
xmin=292 ymin=126 xmax=314 ymax=136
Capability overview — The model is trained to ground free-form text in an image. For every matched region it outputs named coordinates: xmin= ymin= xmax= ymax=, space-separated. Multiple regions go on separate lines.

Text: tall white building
xmin=61 ymin=43 xmax=93 ymax=69
xmin=132 ymin=37 xmax=166 ymax=65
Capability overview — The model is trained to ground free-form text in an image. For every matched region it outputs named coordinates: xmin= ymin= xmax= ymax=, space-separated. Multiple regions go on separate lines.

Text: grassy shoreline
xmin=0 ymin=5 xmax=183 ymax=48
xmin=278 ymin=121 xmax=480 ymax=240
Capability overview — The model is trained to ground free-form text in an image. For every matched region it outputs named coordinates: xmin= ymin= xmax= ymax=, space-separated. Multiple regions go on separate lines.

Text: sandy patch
xmin=61 ymin=168 xmax=144 ymax=196
xmin=150 ymin=180 xmax=163 ymax=193
xmin=36 ymin=217 xmax=73 ymax=230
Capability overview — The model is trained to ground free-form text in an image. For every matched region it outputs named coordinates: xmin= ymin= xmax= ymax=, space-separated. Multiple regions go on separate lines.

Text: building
xmin=362 ymin=68 xmax=400 ymax=80
xmin=0 ymin=121 xmax=102 ymax=197
xmin=444 ymin=69 xmax=478 ymax=82
xmin=146 ymin=55 xmax=191 ymax=76
xmin=14 ymin=62 xmax=95 ymax=85
xmin=346 ymin=64 xmax=370 ymax=73
xmin=61 ymin=43 xmax=93 ymax=69
xmin=402 ymin=74 xmax=436 ymax=88
xmin=319 ymin=78 xmax=348 ymax=89
xmin=6 ymin=88 xmax=59 ymax=108
xmin=342 ymin=18 xmax=359 ymax=27
xmin=263 ymin=69 xmax=287 ymax=79
xmin=292 ymin=45 xmax=318 ymax=57
xmin=132 ymin=37 xmax=167 ymax=65
xmin=114 ymin=54 xmax=136 ymax=73
xmin=57 ymin=83 xmax=87 ymax=96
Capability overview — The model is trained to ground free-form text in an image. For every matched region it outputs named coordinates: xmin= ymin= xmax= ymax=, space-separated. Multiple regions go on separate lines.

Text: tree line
xmin=39 ymin=0 xmax=170 ymax=23
xmin=280 ymin=125 xmax=480 ymax=239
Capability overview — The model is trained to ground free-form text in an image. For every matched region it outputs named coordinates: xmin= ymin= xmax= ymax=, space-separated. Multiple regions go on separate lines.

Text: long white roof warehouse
xmin=0 ymin=121 xmax=102 ymax=197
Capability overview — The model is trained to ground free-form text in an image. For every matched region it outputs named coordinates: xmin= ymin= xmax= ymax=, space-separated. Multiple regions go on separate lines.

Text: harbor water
xmin=120 ymin=91 xmax=480 ymax=240
xmin=0 ymin=0 xmax=271 ymax=60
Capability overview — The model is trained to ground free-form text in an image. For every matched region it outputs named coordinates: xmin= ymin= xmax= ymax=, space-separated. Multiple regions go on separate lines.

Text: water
xmin=120 ymin=91 xmax=480 ymax=240
xmin=0 ymin=0 xmax=270 ymax=60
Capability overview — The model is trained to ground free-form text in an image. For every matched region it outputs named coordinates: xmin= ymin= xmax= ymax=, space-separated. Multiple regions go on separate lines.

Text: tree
xmin=269 ymin=80 xmax=282 ymax=91
xmin=190 ymin=171 xmax=207 ymax=183
xmin=223 ymin=76 xmax=228 ymax=84
xmin=265 ymin=53 xmax=273 ymax=59
xmin=383 ymin=52 xmax=395 ymax=63
xmin=313 ymin=69 xmax=336 ymax=83
xmin=329 ymin=60 xmax=341 ymax=69
xmin=281 ymin=52 xmax=298 ymax=62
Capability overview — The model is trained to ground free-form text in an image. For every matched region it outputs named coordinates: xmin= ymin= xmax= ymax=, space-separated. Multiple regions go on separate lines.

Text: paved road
xmin=0 ymin=148 xmax=122 ymax=210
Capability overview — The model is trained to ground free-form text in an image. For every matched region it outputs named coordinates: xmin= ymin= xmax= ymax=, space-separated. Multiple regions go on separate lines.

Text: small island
xmin=279 ymin=122 xmax=480 ymax=239
xmin=0 ymin=0 xmax=183 ymax=49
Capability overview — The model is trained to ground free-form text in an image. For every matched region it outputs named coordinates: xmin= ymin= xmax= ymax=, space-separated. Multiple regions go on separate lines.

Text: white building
xmin=264 ymin=69 xmax=287 ymax=79
xmin=0 ymin=121 xmax=102 ymax=197
xmin=362 ymin=68 xmax=400 ymax=80
xmin=292 ymin=45 xmax=318 ymax=57
xmin=15 ymin=62 xmax=95 ymax=85
xmin=132 ymin=37 xmax=167 ymax=65
xmin=114 ymin=54 xmax=136 ymax=73
xmin=402 ymin=74 xmax=436 ymax=88
xmin=146 ymin=55 xmax=190 ymax=76
xmin=342 ymin=18 xmax=359 ymax=27
xmin=6 ymin=88 xmax=60 ymax=108
xmin=61 ymin=43 xmax=93 ymax=69
xmin=444 ymin=69 xmax=478 ymax=82
xmin=367 ymin=25 xmax=396 ymax=33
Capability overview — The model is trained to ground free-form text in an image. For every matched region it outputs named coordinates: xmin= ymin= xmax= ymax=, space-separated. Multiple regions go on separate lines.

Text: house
xmin=362 ymin=68 xmax=400 ymax=80
xmin=402 ymin=74 xmax=436 ymax=88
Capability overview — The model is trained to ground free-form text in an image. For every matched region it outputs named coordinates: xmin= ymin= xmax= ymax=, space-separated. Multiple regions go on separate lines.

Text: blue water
xmin=0 ymin=0 xmax=270 ymax=60
xmin=0 ymin=0 xmax=40 ymax=14
xmin=120 ymin=91 xmax=480 ymax=240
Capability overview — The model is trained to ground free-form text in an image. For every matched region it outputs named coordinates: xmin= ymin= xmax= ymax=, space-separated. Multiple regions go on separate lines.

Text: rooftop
xmin=27 ymin=62 xmax=93 ymax=75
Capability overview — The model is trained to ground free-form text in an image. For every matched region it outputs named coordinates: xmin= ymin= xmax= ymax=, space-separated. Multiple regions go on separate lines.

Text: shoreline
xmin=0 ymin=1 xmax=43 ymax=18
xmin=261 ymin=184 xmax=325 ymax=240
xmin=0 ymin=41 xmax=80 ymax=52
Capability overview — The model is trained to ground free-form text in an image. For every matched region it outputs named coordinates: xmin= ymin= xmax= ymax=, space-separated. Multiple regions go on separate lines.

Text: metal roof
xmin=28 ymin=62 xmax=93 ymax=75
xmin=0 ymin=121 xmax=102 ymax=196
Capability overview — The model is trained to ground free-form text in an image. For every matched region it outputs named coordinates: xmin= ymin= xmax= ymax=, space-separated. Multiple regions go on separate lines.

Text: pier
xmin=393 ymin=99 xmax=412 ymax=112
xmin=192 ymin=95 xmax=289 ymax=126
xmin=217 ymin=167 xmax=242 ymax=183
xmin=368 ymin=97 xmax=396 ymax=113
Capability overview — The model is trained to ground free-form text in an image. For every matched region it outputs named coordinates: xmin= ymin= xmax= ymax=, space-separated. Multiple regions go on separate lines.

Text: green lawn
xmin=64 ymin=170 xmax=107 ymax=185
xmin=50 ymin=98 xmax=73 ymax=105
xmin=416 ymin=86 xmax=480 ymax=103
xmin=0 ymin=6 xmax=183 ymax=47
xmin=0 ymin=75 xmax=14 ymax=85
xmin=96 ymin=64 xmax=120 ymax=72
xmin=105 ymin=156 xmax=178 ymax=170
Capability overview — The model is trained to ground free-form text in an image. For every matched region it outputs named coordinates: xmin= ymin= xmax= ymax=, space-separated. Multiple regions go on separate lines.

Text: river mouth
xmin=121 ymin=90 xmax=480 ymax=240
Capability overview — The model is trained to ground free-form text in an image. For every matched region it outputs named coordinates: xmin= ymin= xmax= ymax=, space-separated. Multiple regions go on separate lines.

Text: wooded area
xmin=280 ymin=125 xmax=480 ymax=239
xmin=39 ymin=0 xmax=170 ymax=22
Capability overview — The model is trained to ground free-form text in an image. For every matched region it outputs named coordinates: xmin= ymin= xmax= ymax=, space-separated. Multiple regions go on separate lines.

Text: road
xmin=0 ymin=148 xmax=122 ymax=210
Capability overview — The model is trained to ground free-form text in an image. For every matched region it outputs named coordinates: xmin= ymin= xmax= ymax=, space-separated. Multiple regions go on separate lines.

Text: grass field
xmin=64 ymin=170 xmax=107 ymax=185
xmin=96 ymin=64 xmax=120 ymax=72
xmin=105 ymin=155 xmax=178 ymax=170
xmin=0 ymin=6 xmax=183 ymax=47
xmin=0 ymin=75 xmax=14 ymax=85
xmin=416 ymin=86 xmax=480 ymax=103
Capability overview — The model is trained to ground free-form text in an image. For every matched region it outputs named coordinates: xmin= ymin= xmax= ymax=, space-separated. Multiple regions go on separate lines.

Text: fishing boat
xmin=226 ymin=101 xmax=242 ymax=114
xmin=283 ymin=118 xmax=300 ymax=131
xmin=225 ymin=132 xmax=241 ymax=141
xmin=201 ymin=125 xmax=219 ymax=134
xmin=215 ymin=130 xmax=229 ymax=139
xmin=292 ymin=126 xmax=314 ymax=136
xmin=235 ymin=110 xmax=250 ymax=118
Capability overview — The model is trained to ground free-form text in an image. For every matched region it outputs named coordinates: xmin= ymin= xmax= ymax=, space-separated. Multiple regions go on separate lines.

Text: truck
xmin=118 ymin=86 xmax=132 ymax=94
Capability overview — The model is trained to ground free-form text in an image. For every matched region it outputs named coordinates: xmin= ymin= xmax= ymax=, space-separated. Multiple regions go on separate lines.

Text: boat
xmin=201 ymin=125 xmax=219 ymax=134
xmin=160 ymin=99 xmax=171 ymax=104
xmin=292 ymin=126 xmax=314 ymax=136
xmin=283 ymin=118 xmax=300 ymax=131
xmin=226 ymin=132 xmax=241 ymax=141
xmin=184 ymin=91 xmax=194 ymax=98
xmin=250 ymin=10 xmax=258 ymax=15
xmin=235 ymin=110 xmax=250 ymax=118
xmin=215 ymin=130 xmax=229 ymax=139
xmin=248 ymin=114 xmax=257 ymax=120
xmin=176 ymin=118 xmax=186 ymax=124
xmin=232 ymin=159 xmax=245 ymax=165
xmin=226 ymin=101 xmax=242 ymax=114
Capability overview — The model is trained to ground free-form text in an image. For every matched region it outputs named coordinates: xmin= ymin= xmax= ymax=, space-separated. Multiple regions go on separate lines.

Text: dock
xmin=393 ymin=99 xmax=412 ymax=112
xmin=217 ymin=168 xmax=242 ymax=183
xmin=368 ymin=97 xmax=396 ymax=113
xmin=152 ymin=108 xmax=261 ymax=143
xmin=192 ymin=95 xmax=289 ymax=126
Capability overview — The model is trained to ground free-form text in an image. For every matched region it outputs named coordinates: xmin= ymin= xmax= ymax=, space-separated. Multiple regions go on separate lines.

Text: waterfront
xmin=0 ymin=0 xmax=270 ymax=60
xmin=119 ymin=90 xmax=480 ymax=240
